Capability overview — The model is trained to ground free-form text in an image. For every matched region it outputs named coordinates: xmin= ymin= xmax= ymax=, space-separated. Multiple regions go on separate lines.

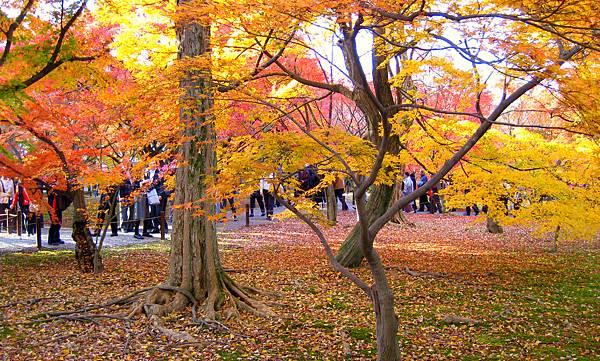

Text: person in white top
xmin=402 ymin=172 xmax=414 ymax=213
xmin=0 ymin=176 xmax=15 ymax=231
xmin=260 ymin=176 xmax=274 ymax=220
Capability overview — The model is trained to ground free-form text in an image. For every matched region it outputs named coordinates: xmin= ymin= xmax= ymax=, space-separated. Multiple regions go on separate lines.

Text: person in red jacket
xmin=10 ymin=180 xmax=30 ymax=233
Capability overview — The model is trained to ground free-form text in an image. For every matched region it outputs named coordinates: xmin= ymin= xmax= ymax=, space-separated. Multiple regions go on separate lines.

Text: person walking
xmin=409 ymin=172 xmax=418 ymax=212
xmin=132 ymin=179 xmax=152 ymax=239
xmin=47 ymin=190 xmax=71 ymax=245
xmin=417 ymin=171 xmax=430 ymax=212
xmin=260 ymin=177 xmax=274 ymax=220
xmin=334 ymin=176 xmax=349 ymax=211
xmin=10 ymin=180 xmax=31 ymax=233
xmin=119 ymin=179 xmax=134 ymax=232
xmin=93 ymin=189 xmax=118 ymax=237
xmin=429 ymin=182 xmax=444 ymax=214
xmin=402 ymin=172 xmax=414 ymax=212
xmin=0 ymin=176 xmax=14 ymax=231
xmin=249 ymin=189 xmax=265 ymax=217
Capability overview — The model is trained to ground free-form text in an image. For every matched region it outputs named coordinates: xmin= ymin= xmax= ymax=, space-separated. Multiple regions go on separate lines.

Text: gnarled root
xmin=130 ymin=273 xmax=275 ymax=324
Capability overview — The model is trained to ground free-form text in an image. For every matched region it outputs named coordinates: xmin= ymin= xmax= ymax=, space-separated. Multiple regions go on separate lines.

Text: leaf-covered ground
xmin=1 ymin=213 xmax=598 ymax=360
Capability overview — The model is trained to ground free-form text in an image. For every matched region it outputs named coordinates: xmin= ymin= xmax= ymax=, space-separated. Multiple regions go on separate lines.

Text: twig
xmin=162 ymin=341 xmax=207 ymax=350
xmin=29 ymin=333 xmax=77 ymax=347
xmin=26 ymin=313 xmax=128 ymax=325
xmin=0 ymin=297 xmax=53 ymax=309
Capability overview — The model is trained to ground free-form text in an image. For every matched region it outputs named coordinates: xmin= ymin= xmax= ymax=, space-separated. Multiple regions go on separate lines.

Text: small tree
xmin=215 ymin=1 xmax=599 ymax=359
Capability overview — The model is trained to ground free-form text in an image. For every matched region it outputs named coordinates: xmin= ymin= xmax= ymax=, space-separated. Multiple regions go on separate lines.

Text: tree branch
xmin=0 ymin=0 xmax=36 ymax=67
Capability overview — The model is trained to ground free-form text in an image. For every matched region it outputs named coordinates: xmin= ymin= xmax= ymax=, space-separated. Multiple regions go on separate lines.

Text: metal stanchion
xmin=36 ymin=214 xmax=42 ymax=249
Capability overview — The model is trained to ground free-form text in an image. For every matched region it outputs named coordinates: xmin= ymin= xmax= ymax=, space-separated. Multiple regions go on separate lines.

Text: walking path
xmin=0 ymin=209 xmax=284 ymax=254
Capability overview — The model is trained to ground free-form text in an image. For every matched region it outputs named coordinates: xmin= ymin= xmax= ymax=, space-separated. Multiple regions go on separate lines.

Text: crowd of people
xmin=96 ymin=166 xmax=172 ymax=240
xmin=402 ymin=170 xmax=446 ymax=214
xmin=1 ymin=165 xmax=478 ymax=246
xmin=0 ymin=165 xmax=173 ymax=245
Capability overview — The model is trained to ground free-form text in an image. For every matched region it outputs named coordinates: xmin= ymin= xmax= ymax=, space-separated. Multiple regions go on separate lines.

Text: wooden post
xmin=36 ymin=213 xmax=42 ymax=249
xmin=16 ymin=210 xmax=22 ymax=237
xmin=245 ymin=204 xmax=250 ymax=227
xmin=160 ymin=211 xmax=166 ymax=240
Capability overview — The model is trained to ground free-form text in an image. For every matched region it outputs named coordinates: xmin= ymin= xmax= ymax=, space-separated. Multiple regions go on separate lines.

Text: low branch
xmin=273 ymin=189 xmax=372 ymax=296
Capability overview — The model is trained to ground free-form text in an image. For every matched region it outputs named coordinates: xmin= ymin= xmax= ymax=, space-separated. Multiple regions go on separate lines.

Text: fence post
xmin=36 ymin=213 xmax=42 ymax=249
xmin=160 ymin=211 xmax=166 ymax=240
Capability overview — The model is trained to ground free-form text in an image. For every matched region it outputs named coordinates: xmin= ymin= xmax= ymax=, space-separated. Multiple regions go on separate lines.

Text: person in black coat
xmin=47 ymin=190 xmax=71 ymax=245
xmin=119 ymin=179 xmax=133 ymax=232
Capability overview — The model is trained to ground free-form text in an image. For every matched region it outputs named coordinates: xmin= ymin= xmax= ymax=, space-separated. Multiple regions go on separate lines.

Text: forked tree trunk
xmin=71 ymin=188 xmax=102 ymax=273
xmin=141 ymin=2 xmax=271 ymax=320
xmin=334 ymin=184 xmax=394 ymax=267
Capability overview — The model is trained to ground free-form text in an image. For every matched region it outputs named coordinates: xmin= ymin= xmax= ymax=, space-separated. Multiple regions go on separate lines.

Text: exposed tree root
xmin=128 ymin=272 xmax=276 ymax=321
xmin=29 ymin=273 xmax=272 ymax=348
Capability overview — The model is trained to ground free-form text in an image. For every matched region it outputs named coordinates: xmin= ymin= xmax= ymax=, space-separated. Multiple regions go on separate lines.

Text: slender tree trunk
xmin=335 ymin=184 xmax=394 ymax=267
xmin=372 ymin=284 xmax=401 ymax=361
xmin=326 ymin=184 xmax=337 ymax=223
xmin=362 ymin=234 xmax=401 ymax=360
xmin=71 ymin=188 xmax=101 ymax=273
xmin=390 ymin=164 xmax=410 ymax=225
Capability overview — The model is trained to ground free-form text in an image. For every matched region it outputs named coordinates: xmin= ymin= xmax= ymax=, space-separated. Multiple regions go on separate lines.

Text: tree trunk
xmin=362 ymin=232 xmax=401 ymax=361
xmin=140 ymin=3 xmax=223 ymax=319
xmin=140 ymin=2 xmax=271 ymax=320
xmin=326 ymin=184 xmax=337 ymax=223
xmin=372 ymin=285 xmax=401 ymax=361
xmin=71 ymin=188 xmax=101 ymax=273
xmin=334 ymin=184 xmax=394 ymax=267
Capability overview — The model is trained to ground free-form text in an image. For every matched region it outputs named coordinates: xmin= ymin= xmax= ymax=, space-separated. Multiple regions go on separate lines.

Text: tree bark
xmin=362 ymin=232 xmax=401 ymax=361
xmin=372 ymin=285 xmax=401 ymax=361
xmin=334 ymin=184 xmax=394 ymax=267
xmin=326 ymin=184 xmax=337 ymax=223
xmin=139 ymin=1 xmax=271 ymax=320
xmin=71 ymin=188 xmax=101 ymax=273
xmin=142 ymin=2 xmax=222 ymax=319
xmin=390 ymin=180 xmax=409 ymax=224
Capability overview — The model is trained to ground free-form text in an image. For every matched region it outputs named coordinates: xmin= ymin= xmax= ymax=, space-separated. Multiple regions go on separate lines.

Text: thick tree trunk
xmin=334 ymin=184 xmax=393 ymax=267
xmin=140 ymin=3 xmax=271 ymax=320
xmin=71 ymin=188 xmax=101 ymax=273
xmin=142 ymin=4 xmax=223 ymax=319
